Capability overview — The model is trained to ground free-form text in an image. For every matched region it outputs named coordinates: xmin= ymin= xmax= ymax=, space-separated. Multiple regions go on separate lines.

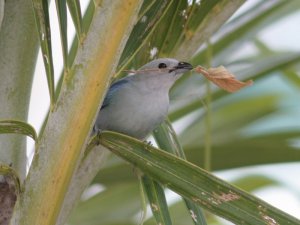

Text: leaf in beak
xmin=194 ymin=65 xmax=253 ymax=93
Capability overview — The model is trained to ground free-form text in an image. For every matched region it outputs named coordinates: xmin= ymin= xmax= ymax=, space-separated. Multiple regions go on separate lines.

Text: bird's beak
xmin=174 ymin=61 xmax=193 ymax=72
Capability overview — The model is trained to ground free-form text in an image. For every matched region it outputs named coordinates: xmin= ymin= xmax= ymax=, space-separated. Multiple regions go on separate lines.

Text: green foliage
xmin=99 ymin=131 xmax=300 ymax=225
xmin=0 ymin=0 xmax=300 ymax=225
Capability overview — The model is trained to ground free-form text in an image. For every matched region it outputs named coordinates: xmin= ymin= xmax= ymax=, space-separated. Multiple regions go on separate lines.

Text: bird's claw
xmin=143 ymin=140 xmax=153 ymax=146
xmin=95 ymin=129 xmax=103 ymax=146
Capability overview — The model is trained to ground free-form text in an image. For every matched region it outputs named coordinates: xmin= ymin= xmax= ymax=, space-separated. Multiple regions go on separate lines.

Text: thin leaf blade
xmin=142 ymin=175 xmax=172 ymax=225
xmin=67 ymin=0 xmax=83 ymax=40
xmin=55 ymin=0 xmax=68 ymax=71
xmin=32 ymin=0 xmax=55 ymax=106
xmin=0 ymin=120 xmax=37 ymax=140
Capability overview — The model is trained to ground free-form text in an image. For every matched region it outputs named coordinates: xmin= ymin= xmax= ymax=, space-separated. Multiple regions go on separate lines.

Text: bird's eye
xmin=158 ymin=63 xmax=167 ymax=69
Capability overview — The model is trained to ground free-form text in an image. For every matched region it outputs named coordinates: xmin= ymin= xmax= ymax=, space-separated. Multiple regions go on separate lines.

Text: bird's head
xmin=137 ymin=58 xmax=193 ymax=77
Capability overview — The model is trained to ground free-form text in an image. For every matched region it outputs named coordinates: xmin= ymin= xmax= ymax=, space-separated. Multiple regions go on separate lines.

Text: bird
xmin=93 ymin=58 xmax=193 ymax=140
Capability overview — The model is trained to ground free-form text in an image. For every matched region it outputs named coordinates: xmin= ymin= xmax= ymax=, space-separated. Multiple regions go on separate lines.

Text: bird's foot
xmin=95 ymin=129 xmax=103 ymax=146
xmin=143 ymin=140 xmax=153 ymax=146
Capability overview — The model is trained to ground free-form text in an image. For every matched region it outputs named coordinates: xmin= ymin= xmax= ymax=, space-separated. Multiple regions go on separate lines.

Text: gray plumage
xmin=94 ymin=58 xmax=193 ymax=139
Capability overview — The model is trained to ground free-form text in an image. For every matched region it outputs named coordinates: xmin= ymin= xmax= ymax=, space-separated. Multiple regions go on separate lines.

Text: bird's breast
xmin=122 ymin=89 xmax=169 ymax=130
xmin=97 ymin=86 xmax=170 ymax=139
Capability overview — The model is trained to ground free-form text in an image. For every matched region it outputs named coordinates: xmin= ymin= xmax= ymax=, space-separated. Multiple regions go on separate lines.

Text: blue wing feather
xmin=101 ymin=78 xmax=129 ymax=110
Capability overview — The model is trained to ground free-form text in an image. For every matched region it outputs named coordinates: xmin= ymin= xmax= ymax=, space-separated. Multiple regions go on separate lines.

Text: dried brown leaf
xmin=194 ymin=66 xmax=253 ymax=93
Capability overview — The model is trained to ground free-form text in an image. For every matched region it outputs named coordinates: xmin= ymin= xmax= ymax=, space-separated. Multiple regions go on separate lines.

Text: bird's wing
xmin=101 ymin=78 xmax=129 ymax=110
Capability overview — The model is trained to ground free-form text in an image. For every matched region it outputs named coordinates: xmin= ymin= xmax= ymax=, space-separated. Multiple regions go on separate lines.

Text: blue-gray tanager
xmin=93 ymin=58 xmax=193 ymax=139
